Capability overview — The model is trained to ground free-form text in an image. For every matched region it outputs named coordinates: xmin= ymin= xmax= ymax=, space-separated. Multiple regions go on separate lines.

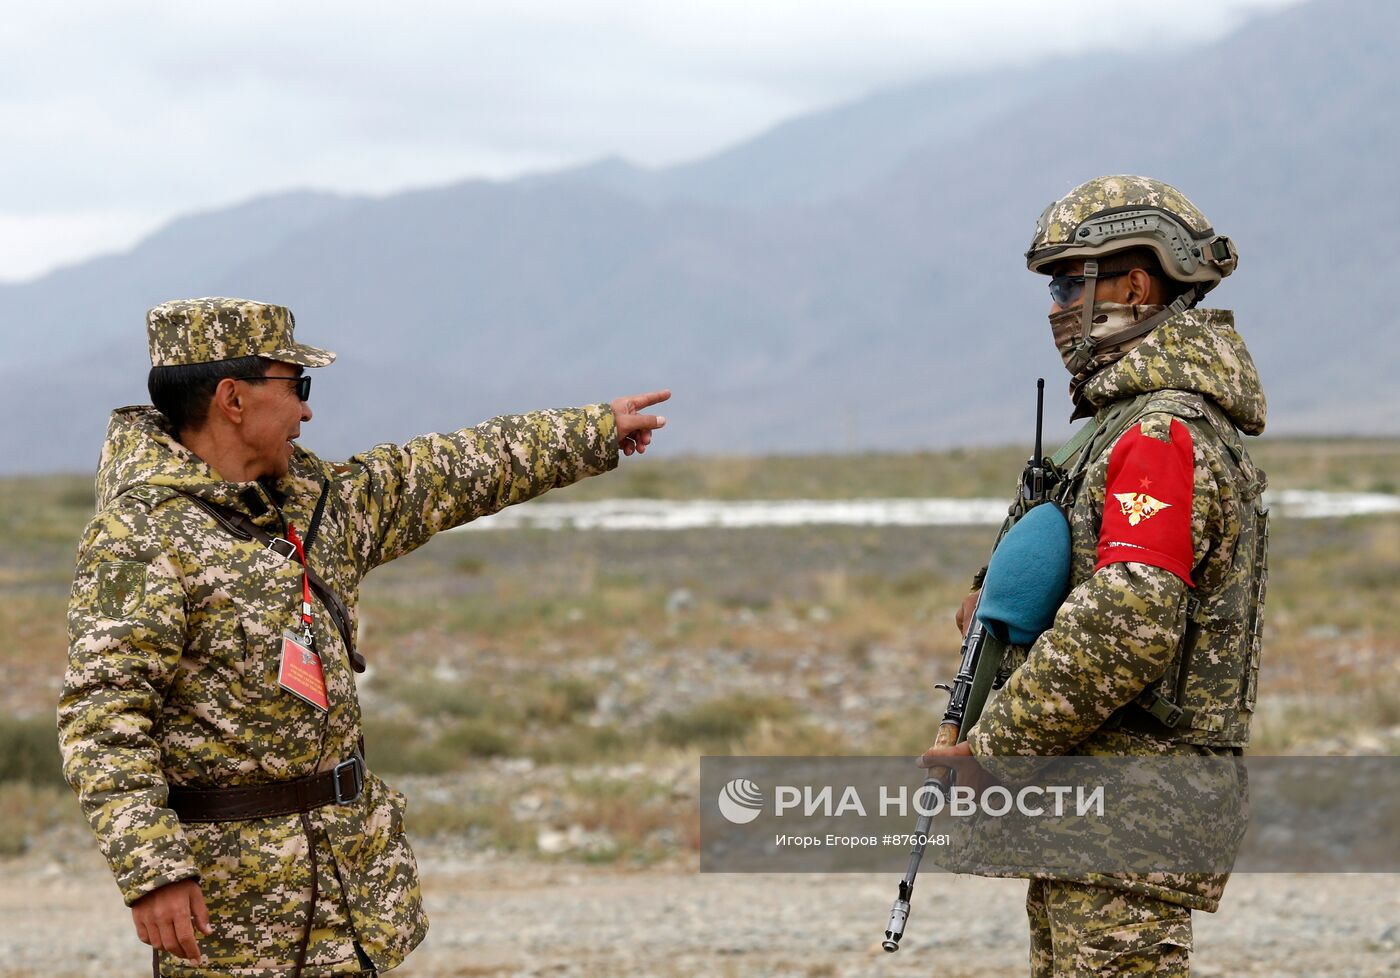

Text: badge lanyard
xmin=277 ymin=523 xmax=330 ymax=712
xmin=285 ymin=523 xmax=315 ymax=647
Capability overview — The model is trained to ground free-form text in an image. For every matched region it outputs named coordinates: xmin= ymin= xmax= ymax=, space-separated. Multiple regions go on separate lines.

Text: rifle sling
xmin=182 ymin=493 xmax=366 ymax=673
xmin=1050 ymin=417 xmax=1099 ymax=469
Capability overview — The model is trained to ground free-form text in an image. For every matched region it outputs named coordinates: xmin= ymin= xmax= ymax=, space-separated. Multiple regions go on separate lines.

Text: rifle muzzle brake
xmin=883 ymin=898 xmax=910 ymax=952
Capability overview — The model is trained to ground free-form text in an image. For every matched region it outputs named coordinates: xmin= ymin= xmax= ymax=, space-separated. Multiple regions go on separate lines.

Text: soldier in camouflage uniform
xmin=58 ymin=297 xmax=669 ymax=976
xmin=922 ymin=176 xmax=1268 ymax=976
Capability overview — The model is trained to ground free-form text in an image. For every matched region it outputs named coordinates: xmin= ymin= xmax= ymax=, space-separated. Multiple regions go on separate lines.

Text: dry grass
xmin=406 ymin=795 xmax=537 ymax=852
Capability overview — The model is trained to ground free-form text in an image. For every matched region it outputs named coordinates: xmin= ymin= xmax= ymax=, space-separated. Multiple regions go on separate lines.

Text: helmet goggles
xmin=1048 ymin=270 xmax=1128 ymax=307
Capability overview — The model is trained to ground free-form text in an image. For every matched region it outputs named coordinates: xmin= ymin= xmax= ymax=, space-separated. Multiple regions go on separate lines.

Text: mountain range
xmin=3 ymin=0 xmax=1396 ymax=474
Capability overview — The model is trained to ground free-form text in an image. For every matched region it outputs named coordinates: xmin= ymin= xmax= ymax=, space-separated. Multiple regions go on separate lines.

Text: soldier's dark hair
xmin=1096 ymin=248 xmax=1194 ymax=303
xmin=148 ymin=355 xmax=274 ymax=435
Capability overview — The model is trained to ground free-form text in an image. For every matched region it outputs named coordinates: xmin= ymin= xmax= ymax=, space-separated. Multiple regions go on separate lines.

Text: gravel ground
xmin=5 ymin=841 xmax=1396 ymax=977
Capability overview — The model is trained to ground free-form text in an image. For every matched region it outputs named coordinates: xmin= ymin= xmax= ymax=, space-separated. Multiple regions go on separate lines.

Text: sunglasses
xmin=1048 ymin=270 xmax=1129 ymax=307
xmin=240 ymin=374 xmax=312 ymax=401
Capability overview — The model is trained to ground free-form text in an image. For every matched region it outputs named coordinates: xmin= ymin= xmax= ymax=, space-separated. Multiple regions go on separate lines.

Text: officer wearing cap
xmin=921 ymin=177 xmax=1269 ymax=976
xmin=58 ymin=297 xmax=668 ymax=976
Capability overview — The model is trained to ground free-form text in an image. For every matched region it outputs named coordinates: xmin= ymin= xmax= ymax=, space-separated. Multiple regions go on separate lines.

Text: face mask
xmin=1049 ymin=301 xmax=1165 ymax=409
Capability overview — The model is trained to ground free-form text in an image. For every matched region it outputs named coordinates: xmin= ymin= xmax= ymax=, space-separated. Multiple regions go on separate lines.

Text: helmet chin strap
xmin=1064 ymin=258 xmax=1199 ymax=376
xmin=1065 ymin=260 xmax=1100 ymax=376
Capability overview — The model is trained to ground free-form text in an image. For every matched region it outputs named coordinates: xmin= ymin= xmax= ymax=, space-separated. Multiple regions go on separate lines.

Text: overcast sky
xmin=2 ymin=0 xmax=1301 ymax=283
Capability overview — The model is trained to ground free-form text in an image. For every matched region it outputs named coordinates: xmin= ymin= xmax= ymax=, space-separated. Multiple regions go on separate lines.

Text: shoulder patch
xmin=1136 ymin=411 xmax=1178 ymax=444
xmin=1095 ymin=419 xmax=1196 ymax=586
xmin=116 ymin=485 xmax=180 ymax=513
xmin=96 ymin=561 xmax=147 ymax=618
xmin=1142 ymin=391 xmax=1205 ymax=420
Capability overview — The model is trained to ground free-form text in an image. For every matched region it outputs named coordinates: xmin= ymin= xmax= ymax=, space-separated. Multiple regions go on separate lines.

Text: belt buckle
xmin=267 ymin=537 xmax=297 ymax=560
xmin=333 ymin=757 xmax=364 ymax=804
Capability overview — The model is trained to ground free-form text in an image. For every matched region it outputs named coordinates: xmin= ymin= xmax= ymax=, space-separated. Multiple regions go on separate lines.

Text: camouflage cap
xmin=146 ymin=297 xmax=336 ymax=368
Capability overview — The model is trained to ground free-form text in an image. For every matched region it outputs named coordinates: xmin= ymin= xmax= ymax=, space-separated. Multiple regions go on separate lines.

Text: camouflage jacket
xmin=59 ymin=404 xmax=617 ymax=976
xmin=966 ymin=308 xmax=1268 ymax=912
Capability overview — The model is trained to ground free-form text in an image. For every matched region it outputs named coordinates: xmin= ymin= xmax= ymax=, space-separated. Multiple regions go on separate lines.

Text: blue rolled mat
xmin=976 ymin=502 xmax=1072 ymax=646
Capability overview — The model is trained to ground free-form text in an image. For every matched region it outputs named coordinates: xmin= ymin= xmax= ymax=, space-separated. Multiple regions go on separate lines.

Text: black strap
xmin=304 ymin=477 xmax=331 ymax=552
xmin=1104 ymin=695 xmax=1197 ymax=737
xmin=182 ymin=493 xmax=366 ymax=673
xmin=294 ymin=809 xmax=319 ymax=978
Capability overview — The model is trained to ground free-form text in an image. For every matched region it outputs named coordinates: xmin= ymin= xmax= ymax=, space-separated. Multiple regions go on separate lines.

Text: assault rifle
xmin=882 ymin=379 xmax=1054 ymax=953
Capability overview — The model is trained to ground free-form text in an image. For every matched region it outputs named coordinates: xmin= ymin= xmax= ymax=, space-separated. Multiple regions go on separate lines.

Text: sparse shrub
xmin=617 ymin=466 xmax=666 ymax=499
xmin=362 ymin=716 xmax=460 ymax=774
xmin=382 ymin=676 xmax=504 ymax=721
xmin=652 ymin=694 xmax=798 ymax=748
xmin=868 ymin=711 xmax=945 ymax=756
xmin=0 ymin=814 xmax=26 ymax=855
xmin=0 ymin=782 xmax=77 ymax=855
xmin=406 ymin=798 xmax=534 ymax=851
xmin=453 ymin=555 xmax=487 ymax=576
xmin=0 ymin=715 xmax=65 ymax=785
xmin=891 ymin=569 xmax=940 ymax=597
xmin=438 ymin=717 xmax=515 ymax=759
xmin=844 ymin=637 xmax=874 ymax=668
xmin=567 ymin=776 xmax=676 ymax=862
xmin=524 ymin=723 xmax=631 ymax=765
xmin=520 ymin=676 xmax=599 ymax=725
xmin=57 ymin=484 xmax=97 ymax=511
xmin=740 ymin=718 xmax=852 ymax=756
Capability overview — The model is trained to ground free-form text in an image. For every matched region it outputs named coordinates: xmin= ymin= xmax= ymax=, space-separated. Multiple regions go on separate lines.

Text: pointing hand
xmin=610 ymin=389 xmax=670 ymax=457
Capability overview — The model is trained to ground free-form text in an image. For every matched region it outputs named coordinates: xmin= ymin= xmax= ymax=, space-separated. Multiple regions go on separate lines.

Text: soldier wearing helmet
xmin=922 ymin=176 xmax=1268 ymax=976
xmin=58 ymin=297 xmax=670 ymax=976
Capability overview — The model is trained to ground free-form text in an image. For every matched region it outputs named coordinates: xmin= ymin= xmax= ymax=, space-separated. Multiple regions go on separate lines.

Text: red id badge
xmin=278 ymin=630 xmax=329 ymax=712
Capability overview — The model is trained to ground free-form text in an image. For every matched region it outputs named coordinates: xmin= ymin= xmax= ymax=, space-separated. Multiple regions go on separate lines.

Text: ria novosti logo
xmin=717 ymin=778 xmax=764 ymax=824
xmin=714 ymin=778 xmax=1108 ymax=823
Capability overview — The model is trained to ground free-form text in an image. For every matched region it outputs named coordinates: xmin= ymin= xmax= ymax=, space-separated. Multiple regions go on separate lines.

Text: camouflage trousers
xmin=1026 ymin=879 xmax=1192 ymax=977
xmin=154 ymin=947 xmax=376 ymax=977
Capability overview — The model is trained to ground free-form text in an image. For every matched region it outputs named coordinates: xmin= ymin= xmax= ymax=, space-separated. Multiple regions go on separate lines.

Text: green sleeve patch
xmin=96 ymin=561 xmax=147 ymax=619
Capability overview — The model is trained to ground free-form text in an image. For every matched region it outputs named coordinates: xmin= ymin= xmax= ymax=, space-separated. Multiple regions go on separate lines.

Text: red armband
xmin=1094 ymin=418 xmax=1196 ymax=586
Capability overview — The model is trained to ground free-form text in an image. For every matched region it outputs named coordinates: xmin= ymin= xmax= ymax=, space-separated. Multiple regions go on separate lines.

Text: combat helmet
xmin=1026 ymin=175 xmax=1238 ymax=374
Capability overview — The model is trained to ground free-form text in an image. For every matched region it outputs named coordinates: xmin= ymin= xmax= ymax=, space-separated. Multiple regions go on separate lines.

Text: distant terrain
xmin=3 ymin=0 xmax=1400 ymax=472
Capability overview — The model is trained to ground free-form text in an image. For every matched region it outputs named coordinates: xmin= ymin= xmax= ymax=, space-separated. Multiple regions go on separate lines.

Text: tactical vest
xmin=1049 ymin=389 xmax=1269 ymax=749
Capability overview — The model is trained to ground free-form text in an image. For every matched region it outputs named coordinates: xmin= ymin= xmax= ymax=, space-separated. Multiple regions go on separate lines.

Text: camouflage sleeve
xmin=966 ymin=412 xmax=1225 ymax=757
xmin=966 ymin=562 xmax=1188 ymax=756
xmin=57 ymin=507 xmax=199 ymax=905
xmin=342 ymin=404 xmax=618 ymax=571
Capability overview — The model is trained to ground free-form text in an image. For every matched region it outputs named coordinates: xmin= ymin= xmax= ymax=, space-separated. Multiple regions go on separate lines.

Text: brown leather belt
xmin=167 ymin=757 xmax=365 ymax=823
